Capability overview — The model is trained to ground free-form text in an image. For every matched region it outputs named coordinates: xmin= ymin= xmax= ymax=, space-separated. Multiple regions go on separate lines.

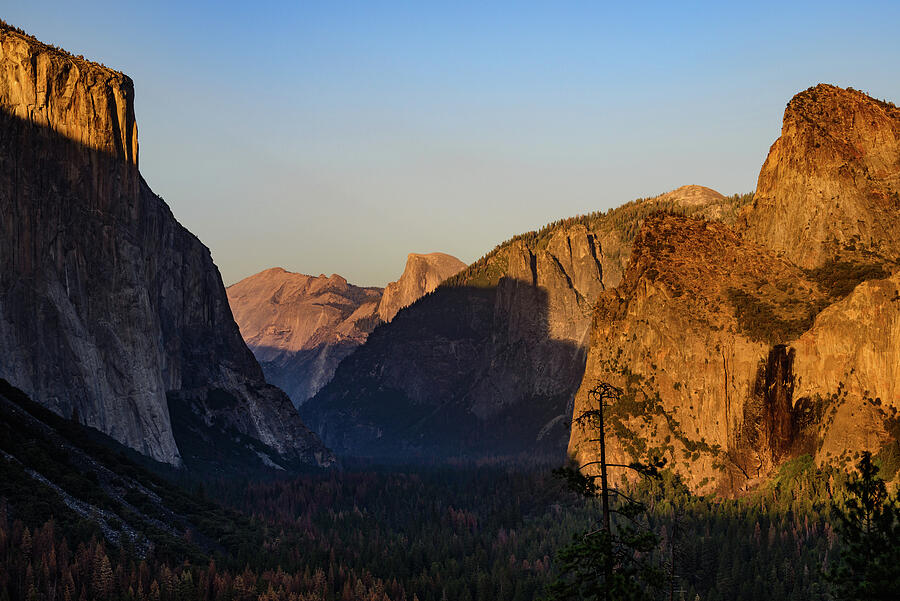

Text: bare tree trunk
xmin=595 ymin=388 xmax=612 ymax=601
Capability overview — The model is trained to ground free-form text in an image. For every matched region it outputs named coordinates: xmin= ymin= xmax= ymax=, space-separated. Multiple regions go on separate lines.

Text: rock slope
xmin=0 ymin=22 xmax=332 ymax=468
xmin=227 ymin=269 xmax=383 ymax=406
xmin=301 ymin=186 xmax=748 ymax=459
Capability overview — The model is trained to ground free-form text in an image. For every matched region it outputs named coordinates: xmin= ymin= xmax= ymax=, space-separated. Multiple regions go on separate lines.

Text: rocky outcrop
xmin=0 ymin=23 xmax=332 ymax=468
xmin=558 ymin=184 xmax=747 ymax=291
xmin=567 ymin=214 xmax=830 ymax=492
xmin=790 ymin=272 xmax=900 ymax=463
xmin=227 ymin=269 xmax=383 ymax=406
xmin=0 ymin=23 xmax=138 ymax=165
xmin=741 ymin=84 xmax=900 ymax=269
xmin=301 ymin=187 xmax=746 ymax=460
xmin=570 ymin=85 xmax=900 ymax=493
xmin=377 ymin=253 xmax=466 ymax=322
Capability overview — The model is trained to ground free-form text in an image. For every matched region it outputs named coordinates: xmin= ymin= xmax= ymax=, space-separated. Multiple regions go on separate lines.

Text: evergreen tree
xmin=826 ymin=451 xmax=900 ymax=600
xmin=544 ymin=383 xmax=665 ymax=601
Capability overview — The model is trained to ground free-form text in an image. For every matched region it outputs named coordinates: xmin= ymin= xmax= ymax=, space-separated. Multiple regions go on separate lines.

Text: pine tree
xmin=543 ymin=383 xmax=665 ymax=601
xmin=826 ymin=451 xmax=900 ymax=600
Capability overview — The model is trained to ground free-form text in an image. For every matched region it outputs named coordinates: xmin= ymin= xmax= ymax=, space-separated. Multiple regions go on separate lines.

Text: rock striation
xmin=300 ymin=186 xmax=746 ymax=460
xmin=0 ymin=22 xmax=332 ymax=468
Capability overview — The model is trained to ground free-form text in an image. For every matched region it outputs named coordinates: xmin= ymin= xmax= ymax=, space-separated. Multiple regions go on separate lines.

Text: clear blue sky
xmin=6 ymin=2 xmax=900 ymax=286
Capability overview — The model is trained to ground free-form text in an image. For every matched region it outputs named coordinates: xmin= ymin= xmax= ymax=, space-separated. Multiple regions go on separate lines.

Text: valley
xmin=1 ymin=12 xmax=899 ymax=601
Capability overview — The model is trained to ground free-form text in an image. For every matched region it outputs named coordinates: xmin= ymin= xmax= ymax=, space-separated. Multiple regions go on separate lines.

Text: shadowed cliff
xmin=301 ymin=283 xmax=583 ymax=461
xmin=0 ymin=23 xmax=332 ymax=469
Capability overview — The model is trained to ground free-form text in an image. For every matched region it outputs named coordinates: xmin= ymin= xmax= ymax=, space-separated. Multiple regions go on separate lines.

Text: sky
xmin=6 ymin=1 xmax=900 ymax=286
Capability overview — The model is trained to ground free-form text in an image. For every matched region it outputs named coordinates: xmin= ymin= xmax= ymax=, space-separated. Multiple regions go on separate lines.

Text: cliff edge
xmin=0 ymin=22 xmax=333 ymax=469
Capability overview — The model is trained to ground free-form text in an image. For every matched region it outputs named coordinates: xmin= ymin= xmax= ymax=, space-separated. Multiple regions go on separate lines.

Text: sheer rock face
xmin=568 ymin=215 xmax=828 ymax=493
xmin=227 ymin=269 xmax=383 ymax=406
xmin=741 ymin=84 xmax=900 ymax=269
xmin=0 ymin=24 xmax=332 ymax=468
xmin=377 ymin=253 xmax=466 ymax=322
xmin=791 ymin=273 xmax=900 ymax=461
xmin=793 ymin=273 xmax=900 ymax=413
xmin=0 ymin=27 xmax=138 ymax=165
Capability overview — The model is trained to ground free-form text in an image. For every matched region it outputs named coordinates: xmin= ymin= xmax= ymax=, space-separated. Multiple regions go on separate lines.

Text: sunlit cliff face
xmin=571 ymin=85 xmax=900 ymax=495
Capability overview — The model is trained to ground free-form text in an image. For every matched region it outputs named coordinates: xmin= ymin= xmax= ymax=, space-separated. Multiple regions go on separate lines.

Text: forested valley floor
xmin=0 ymin=376 xmax=845 ymax=601
xmin=3 ymin=447 xmax=840 ymax=601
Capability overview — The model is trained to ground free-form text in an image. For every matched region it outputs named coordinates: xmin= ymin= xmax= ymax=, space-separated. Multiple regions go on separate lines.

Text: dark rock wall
xmin=0 ymin=24 xmax=332 ymax=467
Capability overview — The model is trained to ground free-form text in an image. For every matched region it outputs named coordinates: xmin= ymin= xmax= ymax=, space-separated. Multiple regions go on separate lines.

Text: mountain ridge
xmin=226 ymin=252 xmax=464 ymax=407
xmin=300 ymin=185 xmax=749 ymax=460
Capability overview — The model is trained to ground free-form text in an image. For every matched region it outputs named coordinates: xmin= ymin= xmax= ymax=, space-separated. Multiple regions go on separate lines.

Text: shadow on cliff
xmin=300 ymin=278 xmax=586 ymax=465
xmin=0 ymin=105 xmax=331 ymax=473
xmin=252 ymin=338 xmax=369 ymax=408
xmin=0 ymin=104 xmax=149 ymax=430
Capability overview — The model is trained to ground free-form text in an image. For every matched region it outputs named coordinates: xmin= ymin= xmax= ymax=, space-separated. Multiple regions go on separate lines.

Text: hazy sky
xmin=7 ymin=2 xmax=900 ymax=286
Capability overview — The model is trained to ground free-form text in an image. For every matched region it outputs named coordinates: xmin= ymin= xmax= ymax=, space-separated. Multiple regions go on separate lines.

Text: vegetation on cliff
xmin=445 ymin=189 xmax=752 ymax=290
xmin=826 ymin=452 xmax=900 ymax=600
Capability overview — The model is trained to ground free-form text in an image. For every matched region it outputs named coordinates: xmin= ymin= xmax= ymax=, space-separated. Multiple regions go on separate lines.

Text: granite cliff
xmin=568 ymin=214 xmax=828 ymax=493
xmin=0 ymin=22 xmax=332 ymax=469
xmin=226 ymin=253 xmax=464 ymax=408
xmin=377 ymin=252 xmax=466 ymax=322
xmin=300 ymin=186 xmax=751 ymax=459
xmin=570 ymin=85 xmax=900 ymax=493
xmin=741 ymin=84 xmax=900 ymax=269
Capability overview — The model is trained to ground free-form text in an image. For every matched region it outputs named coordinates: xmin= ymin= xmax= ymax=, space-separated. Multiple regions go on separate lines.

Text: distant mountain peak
xmin=654 ymin=184 xmax=725 ymax=206
xmin=227 ymin=251 xmax=465 ymax=407
xmin=377 ymin=253 xmax=466 ymax=323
